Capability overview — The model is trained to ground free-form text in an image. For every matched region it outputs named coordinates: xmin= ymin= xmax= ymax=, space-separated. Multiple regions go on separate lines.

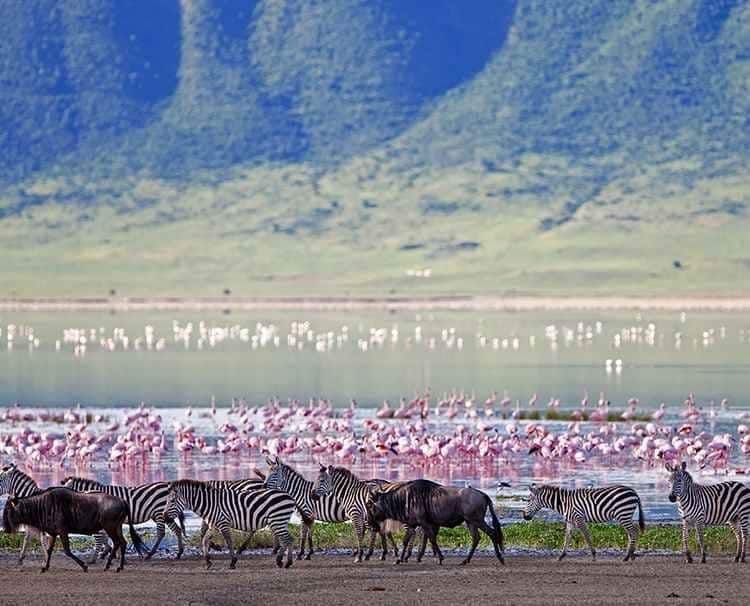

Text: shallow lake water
xmin=1 ymin=309 xmax=749 ymax=526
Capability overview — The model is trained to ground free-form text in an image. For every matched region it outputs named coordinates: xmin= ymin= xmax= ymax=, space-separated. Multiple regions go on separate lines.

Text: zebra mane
xmin=330 ymin=466 xmax=363 ymax=484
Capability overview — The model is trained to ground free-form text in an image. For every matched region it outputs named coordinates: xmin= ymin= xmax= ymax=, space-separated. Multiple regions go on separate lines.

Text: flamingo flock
xmin=1 ymin=392 xmax=749 ymax=479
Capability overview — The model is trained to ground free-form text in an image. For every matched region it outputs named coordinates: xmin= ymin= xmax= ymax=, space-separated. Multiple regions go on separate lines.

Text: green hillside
xmin=0 ymin=0 xmax=748 ymax=298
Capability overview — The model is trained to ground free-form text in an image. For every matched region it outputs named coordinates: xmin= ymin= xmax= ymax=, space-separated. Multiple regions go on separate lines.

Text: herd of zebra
xmin=1 ymin=458 xmax=749 ymax=572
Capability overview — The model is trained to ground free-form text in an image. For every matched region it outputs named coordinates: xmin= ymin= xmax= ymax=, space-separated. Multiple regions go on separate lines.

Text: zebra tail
xmin=127 ymin=509 xmax=146 ymax=556
xmin=637 ymin=497 xmax=645 ymax=532
xmin=486 ymin=495 xmax=504 ymax=550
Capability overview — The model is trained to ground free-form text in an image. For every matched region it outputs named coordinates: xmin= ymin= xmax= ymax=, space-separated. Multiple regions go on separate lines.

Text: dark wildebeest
xmin=2 ymin=487 xmax=145 ymax=573
xmin=367 ymin=479 xmax=505 ymax=565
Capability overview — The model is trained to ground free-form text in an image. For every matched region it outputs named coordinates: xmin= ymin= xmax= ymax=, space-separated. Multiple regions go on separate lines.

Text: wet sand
xmin=2 ymin=553 xmax=749 ymax=606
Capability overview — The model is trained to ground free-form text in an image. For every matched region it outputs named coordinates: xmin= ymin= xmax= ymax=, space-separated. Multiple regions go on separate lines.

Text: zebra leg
xmin=236 ymin=531 xmax=255 ymax=555
xmin=18 ymin=529 xmax=32 ymax=565
xmin=740 ymin=518 xmax=748 ymax=563
xmin=269 ymin=521 xmax=294 ymax=569
xmin=306 ymin=523 xmax=314 ymax=559
xmin=364 ymin=526 xmax=379 ymax=561
xmin=41 ymin=535 xmax=56 ymax=573
xmin=297 ymin=524 xmax=307 ymax=560
xmin=695 ymin=522 xmax=707 ymax=564
xmin=576 ymin=520 xmax=596 ymax=560
xmin=398 ymin=528 xmax=415 ymax=564
xmin=351 ymin=514 xmax=366 ymax=563
xmin=218 ymin=526 xmax=237 ymax=569
xmin=729 ymin=520 xmax=742 ymax=563
xmin=461 ymin=525 xmax=481 ymax=565
xmin=60 ymin=533 xmax=88 ymax=572
xmin=91 ymin=532 xmax=111 ymax=564
xmin=558 ymin=521 xmax=573 ymax=561
xmin=682 ymin=521 xmax=693 ymax=563
xmin=202 ymin=526 xmax=214 ymax=570
xmin=145 ymin=520 xmax=166 ymax=560
xmin=622 ymin=521 xmax=638 ymax=562
xmin=166 ymin=519 xmax=185 ymax=559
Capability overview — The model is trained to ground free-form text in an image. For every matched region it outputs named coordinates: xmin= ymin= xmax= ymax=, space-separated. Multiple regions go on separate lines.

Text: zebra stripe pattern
xmin=62 ymin=476 xmax=185 ymax=559
xmin=667 ymin=461 xmax=750 ymax=563
xmin=523 ymin=483 xmax=645 ymax=561
xmin=312 ymin=464 xmax=401 ymax=562
xmin=164 ymin=479 xmax=296 ymax=569
xmin=265 ymin=456 xmax=348 ymax=559
xmin=197 ymin=477 xmax=271 ymax=554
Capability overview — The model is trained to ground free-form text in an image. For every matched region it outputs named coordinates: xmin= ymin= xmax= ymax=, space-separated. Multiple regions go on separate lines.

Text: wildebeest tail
xmin=126 ymin=506 xmax=145 ymax=556
xmin=637 ymin=496 xmax=645 ymax=532
xmin=485 ymin=495 xmax=504 ymax=551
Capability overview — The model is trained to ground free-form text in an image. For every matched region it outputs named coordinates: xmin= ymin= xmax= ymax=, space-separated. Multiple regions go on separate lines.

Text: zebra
xmin=523 ymin=483 xmax=645 ymax=561
xmin=62 ymin=476 xmax=186 ymax=560
xmin=311 ymin=464 xmax=413 ymax=563
xmin=264 ymin=456 xmax=358 ymax=560
xmin=0 ymin=463 xmax=53 ymax=563
xmin=163 ymin=478 xmax=297 ymax=569
xmin=198 ymin=477 xmax=270 ymax=554
xmin=667 ymin=461 xmax=750 ymax=563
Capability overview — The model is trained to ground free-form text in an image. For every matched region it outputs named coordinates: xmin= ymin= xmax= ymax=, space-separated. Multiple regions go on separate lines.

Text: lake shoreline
xmin=2 ymin=295 xmax=750 ymax=312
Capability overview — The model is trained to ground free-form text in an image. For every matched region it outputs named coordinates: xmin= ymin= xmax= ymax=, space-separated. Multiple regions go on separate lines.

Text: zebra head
xmin=163 ymin=486 xmax=188 ymax=524
xmin=667 ymin=461 xmax=689 ymax=503
xmin=311 ymin=464 xmax=332 ymax=501
xmin=264 ymin=455 xmax=285 ymax=490
xmin=0 ymin=463 xmax=18 ymax=494
xmin=523 ymin=484 xmax=544 ymax=520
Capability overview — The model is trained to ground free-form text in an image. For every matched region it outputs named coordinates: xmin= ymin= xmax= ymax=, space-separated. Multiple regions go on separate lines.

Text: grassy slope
xmin=0 ymin=0 xmax=749 ymax=298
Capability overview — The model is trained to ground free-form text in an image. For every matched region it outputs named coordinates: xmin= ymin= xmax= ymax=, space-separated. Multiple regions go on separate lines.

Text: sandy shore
xmin=1 ymin=553 xmax=748 ymax=605
xmin=1 ymin=295 xmax=750 ymax=312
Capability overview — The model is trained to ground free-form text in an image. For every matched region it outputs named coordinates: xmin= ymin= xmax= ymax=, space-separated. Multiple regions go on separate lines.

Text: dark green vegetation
xmin=2 ymin=522 xmax=736 ymax=555
xmin=1 ymin=0 xmax=748 ymax=297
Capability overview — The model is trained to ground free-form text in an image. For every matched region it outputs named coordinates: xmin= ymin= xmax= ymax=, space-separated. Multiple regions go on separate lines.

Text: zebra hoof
xmin=460 ymin=559 xmax=469 ymax=566
xmin=285 ymin=560 xmax=293 ymax=569
xmin=229 ymin=559 xmax=237 ymax=570
xmin=115 ymin=567 xmax=123 ymax=573
xmin=82 ymin=566 xmax=88 ymax=573
xmin=205 ymin=561 xmax=213 ymax=570
xmin=40 ymin=568 xmax=47 ymax=574
xmin=304 ymin=554 xmax=312 ymax=561
xmin=498 ymin=555 xmax=505 ymax=566
xmin=557 ymin=554 xmax=566 ymax=562
xmin=276 ymin=557 xmax=283 ymax=568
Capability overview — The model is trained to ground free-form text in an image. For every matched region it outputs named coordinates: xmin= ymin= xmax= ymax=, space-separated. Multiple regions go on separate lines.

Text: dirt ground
xmin=1 ymin=552 xmax=749 ymax=606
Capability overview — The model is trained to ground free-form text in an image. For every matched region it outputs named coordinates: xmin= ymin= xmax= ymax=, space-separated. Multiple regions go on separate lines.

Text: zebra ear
xmin=274 ymin=455 xmax=281 ymax=464
xmin=265 ymin=456 xmax=275 ymax=467
xmin=681 ymin=461 xmax=687 ymax=471
xmin=319 ymin=463 xmax=326 ymax=472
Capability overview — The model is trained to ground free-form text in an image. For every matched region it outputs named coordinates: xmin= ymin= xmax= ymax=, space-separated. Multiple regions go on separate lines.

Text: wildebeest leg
xmin=166 ymin=519 xmax=184 ymax=559
xmin=41 ymin=534 xmax=56 ymax=573
xmin=461 ymin=525 xmax=481 ymax=565
xmin=60 ymin=533 xmax=88 ymax=572
xmin=415 ymin=529 xmax=429 ymax=562
xmin=104 ymin=525 xmax=126 ymax=572
xmin=387 ymin=532 xmax=400 ymax=561
xmin=364 ymin=526 xmax=379 ymax=561
xmin=218 ymin=526 xmax=237 ymax=569
xmin=236 ymin=531 xmax=255 ymax=555
xmin=477 ymin=519 xmax=505 ymax=564
xmin=423 ymin=525 xmax=443 ymax=565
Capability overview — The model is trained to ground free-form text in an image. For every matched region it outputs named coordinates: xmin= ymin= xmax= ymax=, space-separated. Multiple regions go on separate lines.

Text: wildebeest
xmin=2 ymin=487 xmax=145 ymax=572
xmin=367 ymin=479 xmax=505 ymax=565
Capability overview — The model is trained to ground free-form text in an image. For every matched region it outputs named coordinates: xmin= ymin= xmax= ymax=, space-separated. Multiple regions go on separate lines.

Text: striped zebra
xmin=311 ymin=464 xmax=407 ymax=563
xmin=0 ymin=463 xmax=52 ymax=563
xmin=163 ymin=479 xmax=296 ymax=569
xmin=62 ymin=476 xmax=186 ymax=560
xmin=667 ymin=461 xmax=750 ymax=563
xmin=523 ymin=483 xmax=644 ymax=561
xmin=198 ymin=477 xmax=270 ymax=554
xmin=264 ymin=456 xmax=353 ymax=560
